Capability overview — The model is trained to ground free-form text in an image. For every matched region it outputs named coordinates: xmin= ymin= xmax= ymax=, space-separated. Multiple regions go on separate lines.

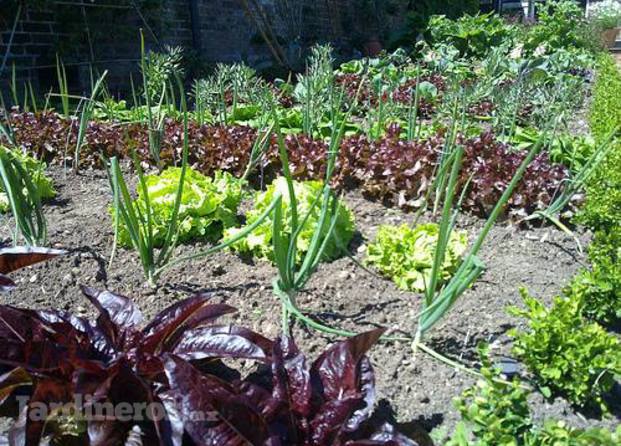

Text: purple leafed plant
xmin=5 ymin=111 xmax=569 ymax=220
xmin=0 ymin=285 xmax=416 ymax=446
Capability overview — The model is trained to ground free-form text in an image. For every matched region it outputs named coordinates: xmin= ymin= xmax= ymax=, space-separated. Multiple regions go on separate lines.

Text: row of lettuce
xmin=1 ymin=114 xmax=572 ymax=219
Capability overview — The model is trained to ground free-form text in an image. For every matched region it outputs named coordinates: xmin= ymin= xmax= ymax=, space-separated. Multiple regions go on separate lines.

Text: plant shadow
xmin=370 ymin=399 xmax=441 ymax=446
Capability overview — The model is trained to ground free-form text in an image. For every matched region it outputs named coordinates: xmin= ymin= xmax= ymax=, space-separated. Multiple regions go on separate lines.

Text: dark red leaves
xmin=164 ymin=355 xmax=271 ymax=446
xmin=460 ymin=132 xmax=568 ymax=218
xmin=173 ymin=325 xmax=273 ymax=362
xmin=0 ymin=286 xmax=278 ymax=446
xmin=141 ymin=294 xmax=237 ymax=354
xmin=159 ymin=328 xmax=408 ymax=446
xmin=5 ymin=111 xmax=569 ymax=219
xmin=0 ymin=246 xmax=64 ymax=275
xmin=312 ymin=328 xmax=384 ymax=403
xmin=271 ymin=335 xmax=312 ymax=418
xmin=0 ymin=284 xmax=413 ymax=445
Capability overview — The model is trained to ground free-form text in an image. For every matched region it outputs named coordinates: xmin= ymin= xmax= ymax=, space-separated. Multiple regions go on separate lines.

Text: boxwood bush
xmin=578 ymin=54 xmax=621 ymax=233
xmin=508 ymin=288 xmax=621 ymax=412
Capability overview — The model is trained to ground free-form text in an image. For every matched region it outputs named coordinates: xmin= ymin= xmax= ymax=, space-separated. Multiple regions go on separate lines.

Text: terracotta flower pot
xmin=602 ymin=27 xmax=620 ymax=48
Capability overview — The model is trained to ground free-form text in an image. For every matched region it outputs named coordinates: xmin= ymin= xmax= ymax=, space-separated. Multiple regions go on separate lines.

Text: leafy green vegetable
xmin=366 ymin=223 xmax=468 ymax=292
xmin=509 ymin=127 xmax=596 ymax=172
xmin=225 ymin=177 xmax=355 ymax=263
xmin=0 ymin=148 xmax=55 ymax=213
xmin=115 ymin=167 xmax=244 ymax=248
xmin=508 ymin=288 xmax=621 ymax=412
xmin=439 ymin=345 xmax=621 ymax=446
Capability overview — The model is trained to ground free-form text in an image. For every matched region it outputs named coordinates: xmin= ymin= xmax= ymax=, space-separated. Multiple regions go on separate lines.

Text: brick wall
xmin=0 ymin=0 xmax=366 ymax=101
xmin=0 ymin=4 xmax=56 ymax=94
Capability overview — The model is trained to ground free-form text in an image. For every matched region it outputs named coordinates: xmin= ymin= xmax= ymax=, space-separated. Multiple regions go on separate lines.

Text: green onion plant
xmin=413 ymin=130 xmax=547 ymax=357
xmin=522 ymin=126 xmax=618 ymax=249
xmin=9 ymin=64 xmax=18 ymax=109
xmin=406 ymin=69 xmax=422 ymax=141
xmin=269 ymin=81 xmax=367 ymax=335
xmin=0 ymin=96 xmax=15 ymax=147
xmin=241 ymin=123 xmax=274 ymax=182
xmin=139 ymin=33 xmax=183 ymax=165
xmin=107 ymin=73 xmax=187 ymax=286
xmin=296 ymin=44 xmax=334 ymax=136
xmin=55 ymin=55 xmax=70 ymax=117
xmin=0 ymin=147 xmax=47 ymax=246
xmin=271 ymin=101 xmax=350 ymax=334
xmin=74 ymin=71 xmax=108 ymax=172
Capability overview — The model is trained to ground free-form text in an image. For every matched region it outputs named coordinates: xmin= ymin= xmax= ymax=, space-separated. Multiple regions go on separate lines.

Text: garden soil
xmin=1 ymin=166 xmax=619 ymax=443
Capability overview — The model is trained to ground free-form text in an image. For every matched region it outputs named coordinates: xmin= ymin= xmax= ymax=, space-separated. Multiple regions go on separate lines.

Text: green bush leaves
xmin=440 ymin=346 xmax=621 ymax=446
xmin=578 ymin=54 xmax=621 ymax=233
xmin=508 ymin=288 xmax=621 ymax=412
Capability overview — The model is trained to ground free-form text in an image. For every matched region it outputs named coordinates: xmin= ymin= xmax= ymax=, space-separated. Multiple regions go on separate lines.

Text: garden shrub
xmin=567 ymin=264 xmax=621 ymax=327
xmin=438 ymin=346 xmax=621 ymax=445
xmin=589 ymin=54 xmax=621 ymax=144
xmin=366 ymin=223 xmax=468 ymax=292
xmin=508 ymin=288 xmax=621 ymax=412
xmin=426 ymin=13 xmax=516 ymax=58
xmin=577 ymin=55 xmax=621 ymax=233
xmin=566 ymin=55 xmax=621 ymax=331
xmin=0 ymin=147 xmax=55 ymax=212
xmin=446 ymin=345 xmax=533 ymax=445
xmin=565 ymin=229 xmax=621 ymax=325
xmin=225 ymin=177 xmax=355 ymax=263
xmin=524 ymin=0 xmax=595 ymax=54
xmin=116 ymin=167 xmax=244 ymax=248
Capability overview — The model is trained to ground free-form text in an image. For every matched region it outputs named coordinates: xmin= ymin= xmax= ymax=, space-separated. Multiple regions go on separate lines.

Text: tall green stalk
xmin=270 ymin=85 xmax=361 ymax=336
xmin=0 ymin=96 xmax=15 ymax=146
xmin=0 ymin=147 xmax=47 ymax=246
xmin=522 ymin=126 xmax=618 ymax=250
xmin=415 ymin=133 xmax=547 ymax=344
xmin=139 ymin=30 xmax=170 ymax=166
xmin=107 ymin=75 xmax=187 ymax=286
xmin=74 ymin=71 xmax=108 ymax=173
xmin=55 ymin=55 xmax=70 ymax=117
xmin=406 ymin=69 xmax=421 ymax=141
xmin=10 ymin=64 xmax=18 ymax=109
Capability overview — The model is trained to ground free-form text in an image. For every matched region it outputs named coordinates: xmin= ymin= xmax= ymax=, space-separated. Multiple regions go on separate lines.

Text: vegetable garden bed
xmin=2 ymin=165 xmax=609 ymax=439
xmin=0 ymin=2 xmax=620 ymax=445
